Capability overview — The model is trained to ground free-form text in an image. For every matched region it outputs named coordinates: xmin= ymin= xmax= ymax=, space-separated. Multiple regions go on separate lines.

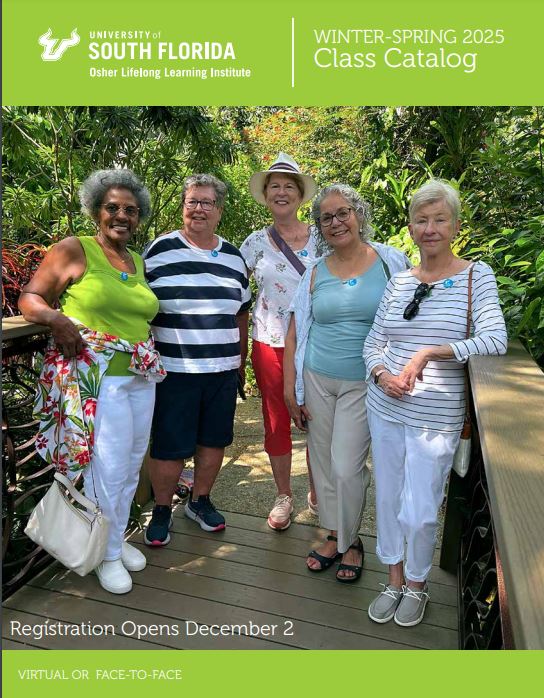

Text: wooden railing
xmin=2 ymin=318 xmax=51 ymax=597
xmin=440 ymin=341 xmax=544 ymax=649
xmin=1 ymin=318 xmax=152 ymax=597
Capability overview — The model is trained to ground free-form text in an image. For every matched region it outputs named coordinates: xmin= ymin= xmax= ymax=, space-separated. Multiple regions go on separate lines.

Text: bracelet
xmin=374 ymin=369 xmax=387 ymax=385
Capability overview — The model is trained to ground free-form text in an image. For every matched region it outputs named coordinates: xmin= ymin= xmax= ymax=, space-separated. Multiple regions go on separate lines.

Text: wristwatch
xmin=374 ymin=369 xmax=387 ymax=385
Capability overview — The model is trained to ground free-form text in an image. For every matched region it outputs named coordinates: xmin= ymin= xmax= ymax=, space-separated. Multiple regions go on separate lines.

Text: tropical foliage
xmin=2 ymin=105 xmax=543 ymax=364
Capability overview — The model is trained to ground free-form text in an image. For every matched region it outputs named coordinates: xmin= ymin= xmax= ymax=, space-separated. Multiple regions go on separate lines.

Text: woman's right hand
xmin=284 ymin=392 xmax=312 ymax=432
xmin=377 ymin=371 xmax=410 ymax=399
xmin=50 ymin=313 xmax=85 ymax=358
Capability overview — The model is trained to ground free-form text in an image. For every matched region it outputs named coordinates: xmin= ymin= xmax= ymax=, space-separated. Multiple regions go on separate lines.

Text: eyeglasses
xmin=319 ymin=207 xmax=353 ymax=228
xmin=403 ymin=283 xmax=435 ymax=320
xmin=102 ymin=203 xmax=140 ymax=217
xmin=184 ymin=199 xmax=216 ymax=211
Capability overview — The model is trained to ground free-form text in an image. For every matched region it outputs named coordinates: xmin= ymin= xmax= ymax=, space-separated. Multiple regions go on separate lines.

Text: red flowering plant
xmin=2 ymin=242 xmax=46 ymax=317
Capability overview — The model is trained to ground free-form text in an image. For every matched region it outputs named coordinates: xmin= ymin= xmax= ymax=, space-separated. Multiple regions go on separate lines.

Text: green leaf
xmin=536 ymin=250 xmax=544 ymax=280
xmin=514 ymin=297 xmax=541 ymax=335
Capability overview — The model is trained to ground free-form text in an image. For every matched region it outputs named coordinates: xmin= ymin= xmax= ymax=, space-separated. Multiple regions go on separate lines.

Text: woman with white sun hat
xmin=240 ymin=153 xmax=320 ymax=530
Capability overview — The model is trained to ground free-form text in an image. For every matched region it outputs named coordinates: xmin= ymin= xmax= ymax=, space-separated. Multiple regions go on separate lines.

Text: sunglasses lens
xmin=403 ymin=301 xmax=419 ymax=320
xmin=414 ymin=283 xmax=430 ymax=301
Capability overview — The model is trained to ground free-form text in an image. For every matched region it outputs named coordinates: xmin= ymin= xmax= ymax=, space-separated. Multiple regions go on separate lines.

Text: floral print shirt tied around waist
xmin=34 ymin=319 xmax=166 ymax=474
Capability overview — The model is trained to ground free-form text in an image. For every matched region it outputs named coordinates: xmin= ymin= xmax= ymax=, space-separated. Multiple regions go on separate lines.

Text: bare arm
xmin=283 ymin=315 xmax=312 ymax=431
xmin=18 ymin=237 xmax=87 ymax=357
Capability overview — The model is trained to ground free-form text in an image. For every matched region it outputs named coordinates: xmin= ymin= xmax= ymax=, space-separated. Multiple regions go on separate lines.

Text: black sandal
xmin=336 ymin=537 xmax=364 ymax=583
xmin=307 ymin=535 xmax=342 ymax=572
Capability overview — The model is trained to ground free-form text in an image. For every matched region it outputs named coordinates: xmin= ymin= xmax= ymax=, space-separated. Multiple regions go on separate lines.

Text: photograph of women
xmin=2 ymin=0 xmax=543 ymax=696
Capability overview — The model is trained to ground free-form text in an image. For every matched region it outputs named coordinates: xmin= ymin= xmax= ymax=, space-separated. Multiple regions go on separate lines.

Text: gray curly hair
xmin=181 ymin=173 xmax=228 ymax=208
xmin=312 ymin=183 xmax=373 ymax=252
xmin=79 ymin=169 xmax=152 ymax=221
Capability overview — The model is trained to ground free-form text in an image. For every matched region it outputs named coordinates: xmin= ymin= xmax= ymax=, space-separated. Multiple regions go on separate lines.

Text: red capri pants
xmin=251 ymin=340 xmax=292 ymax=456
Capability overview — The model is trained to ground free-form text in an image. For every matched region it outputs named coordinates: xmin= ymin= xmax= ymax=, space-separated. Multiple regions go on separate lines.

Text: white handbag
xmin=25 ymin=471 xmax=109 ymax=577
xmin=452 ymin=421 xmax=472 ymax=478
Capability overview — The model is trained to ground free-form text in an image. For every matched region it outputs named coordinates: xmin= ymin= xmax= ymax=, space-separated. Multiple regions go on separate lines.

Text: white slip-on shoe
xmin=95 ymin=559 xmax=132 ymax=594
xmin=368 ymin=584 xmax=403 ymax=623
xmin=121 ymin=542 xmax=147 ymax=572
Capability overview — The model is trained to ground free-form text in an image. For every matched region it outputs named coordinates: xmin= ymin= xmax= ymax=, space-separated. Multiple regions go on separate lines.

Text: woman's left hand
xmin=399 ymin=349 xmax=431 ymax=392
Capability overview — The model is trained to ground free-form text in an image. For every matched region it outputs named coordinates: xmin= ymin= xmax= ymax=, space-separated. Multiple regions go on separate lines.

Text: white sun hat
xmin=249 ymin=152 xmax=317 ymax=205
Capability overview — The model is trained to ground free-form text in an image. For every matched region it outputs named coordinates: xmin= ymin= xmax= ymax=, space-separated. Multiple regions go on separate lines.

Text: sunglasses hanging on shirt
xmin=403 ymin=282 xmax=435 ymax=320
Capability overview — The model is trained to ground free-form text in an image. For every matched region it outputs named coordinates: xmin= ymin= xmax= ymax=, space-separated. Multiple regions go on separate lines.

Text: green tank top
xmin=60 ymin=236 xmax=159 ymax=376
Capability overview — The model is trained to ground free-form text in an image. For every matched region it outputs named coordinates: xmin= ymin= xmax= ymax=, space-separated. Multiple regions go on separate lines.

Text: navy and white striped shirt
xmin=363 ymin=262 xmax=507 ymax=432
xmin=143 ymin=230 xmax=251 ymax=373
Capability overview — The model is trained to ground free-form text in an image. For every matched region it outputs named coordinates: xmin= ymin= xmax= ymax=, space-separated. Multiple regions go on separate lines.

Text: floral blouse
xmin=34 ymin=319 xmax=166 ymax=474
xmin=240 ymin=226 xmax=320 ymax=347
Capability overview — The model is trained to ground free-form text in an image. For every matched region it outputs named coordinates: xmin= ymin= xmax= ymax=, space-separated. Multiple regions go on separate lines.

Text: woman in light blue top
xmin=284 ymin=184 xmax=409 ymax=582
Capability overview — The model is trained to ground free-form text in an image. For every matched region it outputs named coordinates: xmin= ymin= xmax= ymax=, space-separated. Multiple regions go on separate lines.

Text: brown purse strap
xmin=463 ymin=264 xmax=475 ymax=422
xmin=466 ymin=263 xmax=474 ymax=339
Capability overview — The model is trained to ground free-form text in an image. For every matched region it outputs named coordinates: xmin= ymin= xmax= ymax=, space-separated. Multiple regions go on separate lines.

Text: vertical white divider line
xmin=291 ymin=17 xmax=295 ymax=88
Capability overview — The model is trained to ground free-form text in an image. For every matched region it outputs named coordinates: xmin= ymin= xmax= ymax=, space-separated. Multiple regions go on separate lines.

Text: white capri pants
xmin=367 ymin=409 xmax=460 ymax=582
xmin=304 ymin=368 xmax=371 ymax=554
xmin=83 ymin=375 xmax=155 ymax=561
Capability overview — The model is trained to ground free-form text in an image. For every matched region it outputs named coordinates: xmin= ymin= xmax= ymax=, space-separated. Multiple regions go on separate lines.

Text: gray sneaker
xmin=394 ymin=585 xmax=429 ymax=626
xmin=368 ymin=584 xmax=403 ymax=623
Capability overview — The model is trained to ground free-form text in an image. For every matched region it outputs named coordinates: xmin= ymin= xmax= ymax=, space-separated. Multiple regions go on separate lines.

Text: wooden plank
xmin=3 ymin=587 xmax=284 ymax=650
xmin=26 ymin=573 xmax=424 ymax=649
xmin=178 ymin=509 xmax=446 ymax=567
xmin=469 ymin=341 xmax=544 ymax=649
xmin=129 ymin=528 xmax=457 ymax=597
xmin=25 ymin=567 xmax=420 ymax=649
xmin=31 ymin=561 xmax=457 ymax=649
xmin=1 ymin=638 xmax=41 ymax=649
xmin=2 ymin=317 xmax=49 ymax=341
xmin=158 ymin=516 xmax=456 ymax=587
xmin=130 ymin=540 xmax=458 ymax=609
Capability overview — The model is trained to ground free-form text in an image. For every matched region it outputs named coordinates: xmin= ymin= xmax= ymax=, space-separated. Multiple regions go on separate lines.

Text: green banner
xmin=3 ymin=0 xmax=544 ymax=105
xmin=3 ymin=650 xmax=544 ymax=697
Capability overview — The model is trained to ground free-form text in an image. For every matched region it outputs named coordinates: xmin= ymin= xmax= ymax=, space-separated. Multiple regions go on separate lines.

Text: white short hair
xmin=409 ymin=179 xmax=461 ymax=222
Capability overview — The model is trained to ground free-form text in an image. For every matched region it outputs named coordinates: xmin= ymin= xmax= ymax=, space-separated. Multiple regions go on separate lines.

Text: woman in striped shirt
xmin=363 ymin=179 xmax=507 ymax=627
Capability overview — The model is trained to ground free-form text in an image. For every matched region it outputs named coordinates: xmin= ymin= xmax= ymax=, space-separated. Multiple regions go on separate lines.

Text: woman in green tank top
xmin=19 ymin=169 xmax=160 ymax=596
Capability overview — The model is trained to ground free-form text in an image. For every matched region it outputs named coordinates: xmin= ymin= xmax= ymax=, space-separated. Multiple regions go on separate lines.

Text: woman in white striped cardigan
xmin=363 ymin=179 xmax=507 ymax=627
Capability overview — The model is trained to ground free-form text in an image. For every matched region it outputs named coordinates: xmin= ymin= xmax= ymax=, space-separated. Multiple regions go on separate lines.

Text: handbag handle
xmin=54 ymin=472 xmax=102 ymax=515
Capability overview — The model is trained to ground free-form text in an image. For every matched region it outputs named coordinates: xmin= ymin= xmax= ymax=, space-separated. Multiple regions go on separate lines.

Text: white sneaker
xmin=368 ymin=584 xmax=403 ymax=623
xmin=121 ymin=542 xmax=147 ymax=572
xmin=95 ymin=559 xmax=132 ymax=594
xmin=267 ymin=495 xmax=293 ymax=530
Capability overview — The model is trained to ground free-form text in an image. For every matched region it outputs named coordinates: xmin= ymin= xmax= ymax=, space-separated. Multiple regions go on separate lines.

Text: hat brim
xmin=249 ymin=169 xmax=317 ymax=206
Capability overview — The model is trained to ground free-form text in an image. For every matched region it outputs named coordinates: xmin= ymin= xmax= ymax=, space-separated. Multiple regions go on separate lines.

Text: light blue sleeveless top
xmin=304 ymin=257 xmax=388 ymax=380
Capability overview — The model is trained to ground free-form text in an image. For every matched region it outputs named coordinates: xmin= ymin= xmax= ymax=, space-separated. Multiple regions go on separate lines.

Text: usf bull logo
xmin=38 ymin=28 xmax=80 ymax=61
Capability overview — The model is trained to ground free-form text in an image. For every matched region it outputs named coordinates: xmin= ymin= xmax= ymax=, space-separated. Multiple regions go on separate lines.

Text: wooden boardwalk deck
xmin=3 ymin=506 xmax=458 ymax=650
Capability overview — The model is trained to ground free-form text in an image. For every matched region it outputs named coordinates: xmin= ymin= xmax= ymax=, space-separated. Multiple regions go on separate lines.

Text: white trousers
xmin=304 ymin=369 xmax=371 ymax=554
xmin=83 ymin=376 xmax=155 ymax=561
xmin=368 ymin=409 xmax=460 ymax=582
